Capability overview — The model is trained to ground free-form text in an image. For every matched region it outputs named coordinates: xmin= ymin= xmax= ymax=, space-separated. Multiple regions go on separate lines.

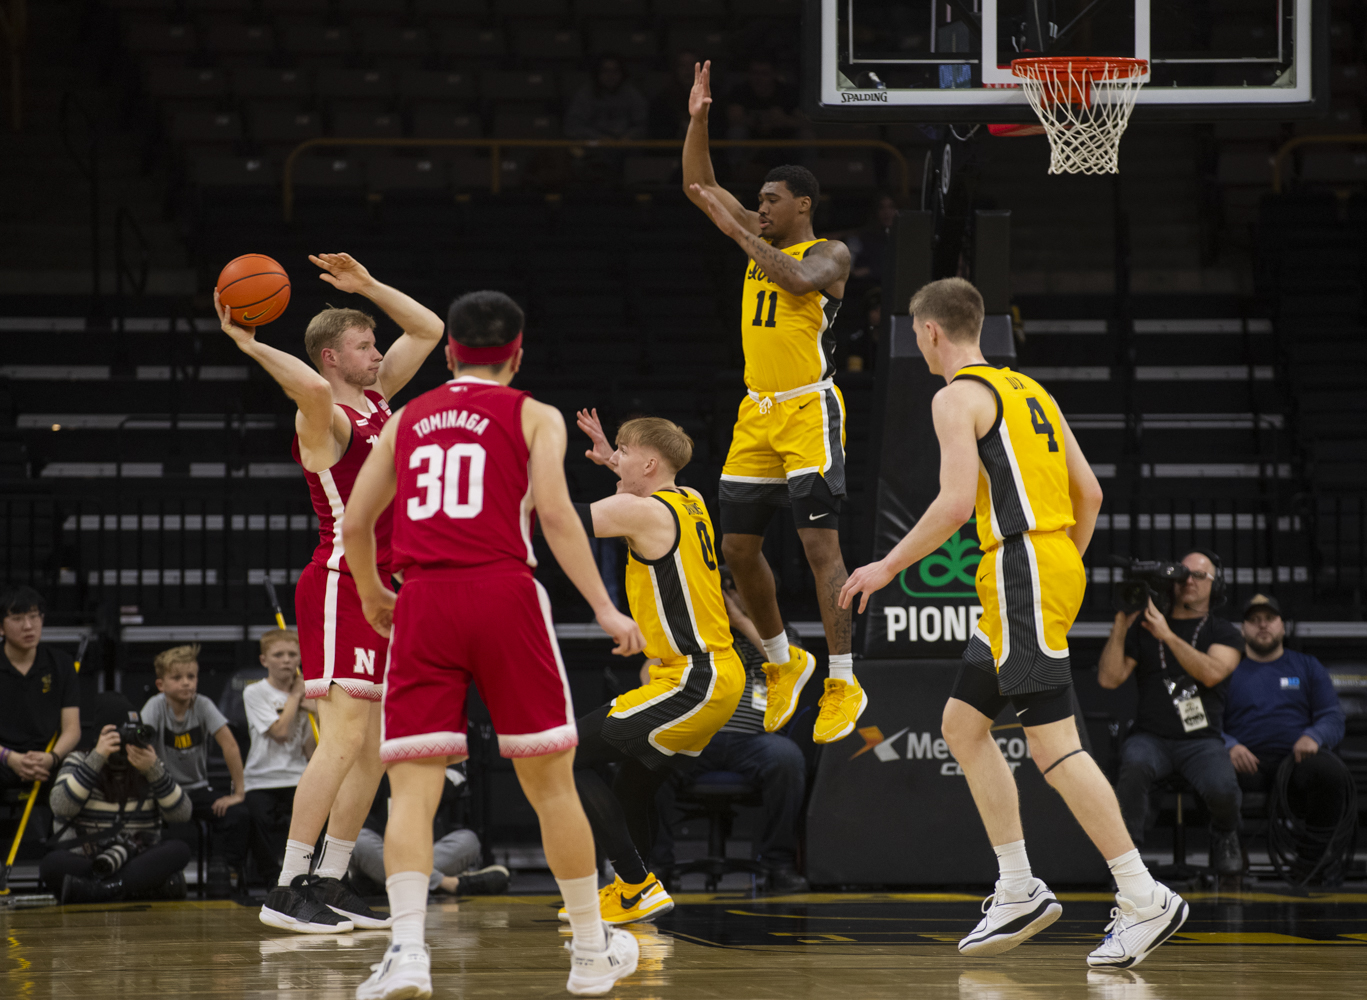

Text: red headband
xmin=450 ymin=332 xmax=522 ymax=366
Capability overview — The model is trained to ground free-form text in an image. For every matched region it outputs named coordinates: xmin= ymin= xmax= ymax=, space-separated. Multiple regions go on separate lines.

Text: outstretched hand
xmin=214 ymin=288 xmax=256 ymax=347
xmin=688 ymin=60 xmax=713 ymax=118
xmin=310 ymin=252 xmax=374 ymax=295
xmin=838 ymin=559 xmax=897 ymax=615
xmin=575 ymin=408 xmax=616 ymax=467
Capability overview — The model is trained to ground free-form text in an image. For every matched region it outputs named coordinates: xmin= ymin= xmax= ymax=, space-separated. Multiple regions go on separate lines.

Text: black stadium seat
xmin=433 ymin=23 xmax=506 ymax=61
xmin=231 ymin=67 xmax=312 ymax=100
xmin=398 ymin=70 xmax=479 ymax=105
xmin=411 ymin=105 xmax=482 ymax=139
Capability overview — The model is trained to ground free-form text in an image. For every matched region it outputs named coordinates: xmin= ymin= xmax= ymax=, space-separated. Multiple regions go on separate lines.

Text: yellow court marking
xmin=1173 ymin=932 xmax=1335 ymax=945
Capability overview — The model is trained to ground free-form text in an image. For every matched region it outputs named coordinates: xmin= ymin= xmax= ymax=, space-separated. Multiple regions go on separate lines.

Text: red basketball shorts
xmin=295 ymin=560 xmax=388 ymax=702
xmin=380 ymin=569 xmax=577 ymax=763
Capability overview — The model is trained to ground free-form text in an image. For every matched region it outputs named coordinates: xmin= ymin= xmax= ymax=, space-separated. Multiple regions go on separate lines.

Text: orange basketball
xmin=217 ymin=254 xmax=291 ymax=327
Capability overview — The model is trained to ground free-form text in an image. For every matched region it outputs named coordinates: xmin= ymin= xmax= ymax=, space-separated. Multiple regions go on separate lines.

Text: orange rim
xmin=1010 ymin=56 xmax=1148 ymax=107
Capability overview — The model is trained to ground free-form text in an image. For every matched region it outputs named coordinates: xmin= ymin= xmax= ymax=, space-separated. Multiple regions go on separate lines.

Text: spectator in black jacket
xmin=43 ymin=693 xmax=192 ymax=904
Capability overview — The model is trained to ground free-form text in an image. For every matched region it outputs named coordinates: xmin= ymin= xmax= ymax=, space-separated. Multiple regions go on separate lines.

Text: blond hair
xmin=304 ymin=307 xmax=376 ymax=368
xmin=259 ymin=629 xmax=299 ymax=655
xmin=908 ymin=277 xmax=984 ymax=344
xmin=616 ymin=417 xmax=694 ymax=474
xmin=153 ymin=643 xmax=200 ymax=679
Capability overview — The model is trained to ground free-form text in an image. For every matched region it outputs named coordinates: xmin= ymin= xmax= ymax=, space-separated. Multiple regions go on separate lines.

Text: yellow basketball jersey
xmin=623 ymin=488 xmax=732 ymax=663
xmin=952 ymin=365 xmax=1076 ymax=552
xmin=741 ymin=238 xmax=842 ymax=394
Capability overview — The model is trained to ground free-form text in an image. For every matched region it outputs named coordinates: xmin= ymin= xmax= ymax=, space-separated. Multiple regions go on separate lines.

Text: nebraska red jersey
xmin=292 ymin=388 xmax=394 ymax=575
xmin=390 ymin=376 xmax=536 ymax=576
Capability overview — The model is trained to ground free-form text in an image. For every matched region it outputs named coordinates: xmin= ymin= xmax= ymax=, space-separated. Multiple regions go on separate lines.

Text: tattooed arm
xmin=688 ymin=183 xmax=851 ymax=298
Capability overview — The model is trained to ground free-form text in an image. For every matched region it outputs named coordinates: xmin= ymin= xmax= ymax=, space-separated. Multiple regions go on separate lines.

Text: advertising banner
xmin=805 ymin=660 xmax=1107 ymax=886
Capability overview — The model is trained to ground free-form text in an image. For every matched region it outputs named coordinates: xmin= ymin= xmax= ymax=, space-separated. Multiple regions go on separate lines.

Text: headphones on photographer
xmin=1188 ymin=548 xmax=1227 ymax=608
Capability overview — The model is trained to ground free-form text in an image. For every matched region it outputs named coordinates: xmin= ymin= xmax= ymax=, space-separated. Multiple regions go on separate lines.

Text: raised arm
xmin=310 ymin=253 xmax=445 ymax=401
xmin=343 ymin=414 xmax=401 ymax=636
xmin=682 ymin=60 xmax=759 ymax=234
xmin=216 ymin=290 xmax=346 ymax=472
xmin=524 ymin=400 xmax=645 ymax=656
xmin=1060 ymin=410 xmax=1103 ymax=557
xmin=840 ymin=382 xmax=983 ymax=613
xmin=586 ymin=493 xmax=678 ymax=561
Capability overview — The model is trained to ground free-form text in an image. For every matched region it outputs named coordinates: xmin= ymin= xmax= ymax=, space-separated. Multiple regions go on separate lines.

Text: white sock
xmin=557 ymin=873 xmax=606 ymax=952
xmin=993 ymin=839 xmax=1033 ymax=896
xmin=827 ymin=653 xmax=854 ymax=683
xmin=278 ymin=839 xmax=314 ymax=887
xmin=1107 ymin=848 xmax=1157 ymax=905
xmin=314 ymin=834 xmax=356 ymax=880
xmin=761 ymin=632 xmax=791 ymax=666
xmin=386 ymin=871 xmax=430 ymax=949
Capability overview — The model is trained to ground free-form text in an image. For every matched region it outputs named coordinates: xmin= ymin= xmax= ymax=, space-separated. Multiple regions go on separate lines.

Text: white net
xmin=1013 ymin=58 xmax=1147 ymax=175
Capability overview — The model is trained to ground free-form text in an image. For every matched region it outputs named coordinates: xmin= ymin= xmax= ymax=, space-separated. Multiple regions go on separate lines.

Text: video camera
xmin=119 ymin=721 xmax=156 ymax=750
xmin=1111 ymin=557 xmax=1191 ymax=616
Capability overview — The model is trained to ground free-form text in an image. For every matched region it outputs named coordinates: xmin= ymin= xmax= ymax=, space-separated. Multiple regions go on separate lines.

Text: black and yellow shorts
xmin=602 ymin=647 xmax=745 ymax=770
xmin=718 ymin=382 xmax=846 ymax=535
xmin=954 ymin=530 xmax=1085 ymax=721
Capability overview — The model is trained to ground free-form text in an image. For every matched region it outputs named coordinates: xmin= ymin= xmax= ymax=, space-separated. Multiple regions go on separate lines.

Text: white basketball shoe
xmin=958 ymin=878 xmax=1063 ymax=957
xmin=1087 ymin=884 xmax=1189 ymax=969
xmin=566 ymin=924 xmax=640 ymax=996
xmin=355 ymin=941 xmax=432 ymax=1000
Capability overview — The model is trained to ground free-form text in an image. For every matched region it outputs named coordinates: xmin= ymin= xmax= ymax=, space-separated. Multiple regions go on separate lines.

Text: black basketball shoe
xmin=259 ymin=874 xmax=356 ymax=934
xmin=310 ymin=874 xmax=394 ymax=928
xmin=455 ymin=865 xmax=511 ymax=897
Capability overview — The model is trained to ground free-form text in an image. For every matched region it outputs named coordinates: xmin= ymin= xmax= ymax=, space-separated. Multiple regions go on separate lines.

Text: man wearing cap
xmin=1224 ymin=595 xmax=1350 ymax=874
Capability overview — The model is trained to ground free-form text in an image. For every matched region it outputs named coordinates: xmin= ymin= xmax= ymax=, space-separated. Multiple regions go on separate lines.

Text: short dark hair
xmin=0 ymin=585 xmax=45 ymax=618
xmin=908 ymin=277 xmax=984 ymax=344
xmin=447 ymin=291 xmax=524 ymax=348
xmin=764 ymin=164 xmax=820 ymax=204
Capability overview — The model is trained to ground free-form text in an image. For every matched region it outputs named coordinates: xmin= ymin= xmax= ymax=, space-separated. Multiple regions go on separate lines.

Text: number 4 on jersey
xmin=1025 ymin=397 xmax=1058 ymax=452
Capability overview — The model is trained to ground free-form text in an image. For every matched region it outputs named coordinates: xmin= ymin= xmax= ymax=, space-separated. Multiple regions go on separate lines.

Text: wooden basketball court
xmin=4 ymin=890 xmax=1364 ymax=998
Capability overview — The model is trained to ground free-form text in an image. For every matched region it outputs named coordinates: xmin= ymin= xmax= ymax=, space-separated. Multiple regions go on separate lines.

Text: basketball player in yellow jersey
xmin=565 ymin=413 xmax=745 ymax=924
xmin=682 ymin=60 xmax=864 ymax=746
xmin=841 ymin=279 xmax=1187 ymax=969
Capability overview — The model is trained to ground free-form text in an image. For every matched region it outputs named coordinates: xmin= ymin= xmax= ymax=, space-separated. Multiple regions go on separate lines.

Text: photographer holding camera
xmin=41 ymin=693 xmax=192 ymax=904
xmin=1098 ymin=551 xmax=1246 ymax=874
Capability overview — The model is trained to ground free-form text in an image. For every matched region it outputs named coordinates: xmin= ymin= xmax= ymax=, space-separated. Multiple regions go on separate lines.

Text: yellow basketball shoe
xmin=761 ymin=647 xmax=815 ymax=732
xmin=812 ymin=677 xmax=869 ymax=744
xmin=557 ymin=874 xmax=674 ymax=925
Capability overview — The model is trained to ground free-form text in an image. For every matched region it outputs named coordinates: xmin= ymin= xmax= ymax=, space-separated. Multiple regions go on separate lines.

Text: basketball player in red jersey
xmin=216 ymin=252 xmax=445 ymax=933
xmin=343 ymin=291 xmax=646 ymax=999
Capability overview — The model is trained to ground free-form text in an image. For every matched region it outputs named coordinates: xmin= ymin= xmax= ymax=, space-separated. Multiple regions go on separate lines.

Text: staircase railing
xmin=1271 ymin=133 xmax=1367 ymax=192
xmin=280 ymin=137 xmax=913 ymax=221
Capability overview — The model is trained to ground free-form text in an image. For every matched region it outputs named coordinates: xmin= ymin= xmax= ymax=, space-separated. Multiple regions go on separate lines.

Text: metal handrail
xmin=1271 ymin=133 xmax=1367 ymax=193
xmin=282 ymin=137 xmax=912 ymax=221
xmin=0 ymin=0 xmax=26 ymax=130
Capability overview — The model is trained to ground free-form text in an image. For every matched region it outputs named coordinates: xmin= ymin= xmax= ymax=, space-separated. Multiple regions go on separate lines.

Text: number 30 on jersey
xmin=407 ymin=443 xmax=486 ymax=520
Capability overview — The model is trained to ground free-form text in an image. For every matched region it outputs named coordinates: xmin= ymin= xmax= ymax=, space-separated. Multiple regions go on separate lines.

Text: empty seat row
xmin=109 ymin=0 xmax=787 ymax=23
xmin=126 ymin=20 xmax=721 ymax=61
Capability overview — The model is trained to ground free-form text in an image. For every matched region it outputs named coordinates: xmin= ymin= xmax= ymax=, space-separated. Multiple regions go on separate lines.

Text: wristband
xmin=0 ymin=747 xmax=10 ymax=767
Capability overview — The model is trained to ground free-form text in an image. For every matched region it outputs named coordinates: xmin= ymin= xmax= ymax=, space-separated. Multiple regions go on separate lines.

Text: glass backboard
xmin=805 ymin=0 xmax=1329 ymax=122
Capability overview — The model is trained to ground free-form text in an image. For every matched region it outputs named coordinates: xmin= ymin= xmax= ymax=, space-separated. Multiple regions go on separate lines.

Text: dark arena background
xmin=1 ymin=0 xmax=1366 ymax=997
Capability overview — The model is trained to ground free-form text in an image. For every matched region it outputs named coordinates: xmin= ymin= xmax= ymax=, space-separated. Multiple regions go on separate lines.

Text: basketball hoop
xmin=1010 ymin=57 xmax=1148 ymax=175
